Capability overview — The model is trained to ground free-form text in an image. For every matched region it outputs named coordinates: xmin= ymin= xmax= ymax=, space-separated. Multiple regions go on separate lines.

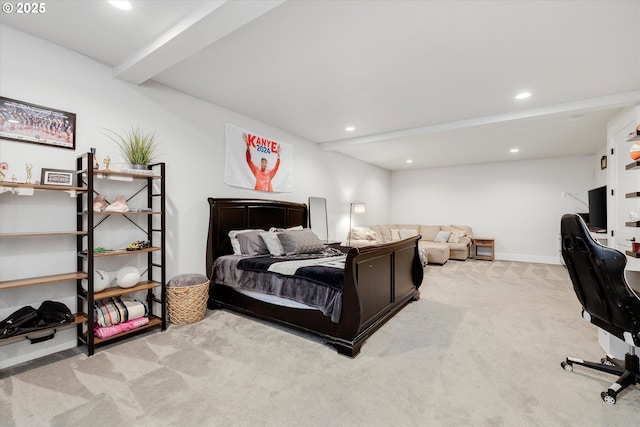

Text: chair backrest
xmin=560 ymin=213 xmax=640 ymax=346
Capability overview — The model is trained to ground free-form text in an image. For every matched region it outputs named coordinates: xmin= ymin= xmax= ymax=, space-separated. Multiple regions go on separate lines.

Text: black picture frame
xmin=40 ymin=168 xmax=76 ymax=187
xmin=0 ymin=96 xmax=76 ymax=150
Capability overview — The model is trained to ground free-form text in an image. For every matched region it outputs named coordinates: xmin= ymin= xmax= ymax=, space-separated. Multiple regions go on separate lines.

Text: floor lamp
xmin=348 ymin=201 xmax=366 ymax=246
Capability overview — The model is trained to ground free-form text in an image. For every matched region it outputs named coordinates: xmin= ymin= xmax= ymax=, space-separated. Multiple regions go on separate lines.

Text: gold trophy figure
xmin=104 ymin=156 xmax=111 ymax=171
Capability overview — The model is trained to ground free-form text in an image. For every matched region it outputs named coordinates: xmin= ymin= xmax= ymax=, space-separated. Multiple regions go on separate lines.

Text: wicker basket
xmin=166 ymin=275 xmax=209 ymax=325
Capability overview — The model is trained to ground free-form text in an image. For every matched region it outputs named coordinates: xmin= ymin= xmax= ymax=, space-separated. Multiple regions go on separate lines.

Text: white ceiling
xmin=2 ymin=0 xmax=639 ymax=170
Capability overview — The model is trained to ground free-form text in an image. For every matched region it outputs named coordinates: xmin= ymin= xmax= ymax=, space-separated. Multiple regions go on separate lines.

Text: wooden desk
xmin=473 ymin=238 xmax=495 ymax=261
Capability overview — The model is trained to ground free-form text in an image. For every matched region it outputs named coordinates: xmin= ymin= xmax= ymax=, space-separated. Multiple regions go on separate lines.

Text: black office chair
xmin=560 ymin=213 xmax=640 ymax=404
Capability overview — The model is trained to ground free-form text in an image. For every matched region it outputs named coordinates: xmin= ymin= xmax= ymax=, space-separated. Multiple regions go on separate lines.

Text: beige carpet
xmin=1 ymin=260 xmax=638 ymax=426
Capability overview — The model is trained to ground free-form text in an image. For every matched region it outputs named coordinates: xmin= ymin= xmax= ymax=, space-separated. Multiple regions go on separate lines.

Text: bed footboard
xmin=331 ymin=236 xmax=423 ymax=356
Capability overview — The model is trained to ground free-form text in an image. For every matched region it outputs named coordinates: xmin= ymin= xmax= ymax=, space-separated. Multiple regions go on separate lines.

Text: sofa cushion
xmin=444 ymin=224 xmax=473 ymax=238
xmin=420 ymin=225 xmax=441 ymax=241
xmin=350 ymin=226 xmax=377 ymax=241
xmin=434 ymin=230 xmax=452 ymax=243
xmin=398 ymin=228 xmax=418 ymax=239
xmin=447 ymin=230 xmax=466 ymax=243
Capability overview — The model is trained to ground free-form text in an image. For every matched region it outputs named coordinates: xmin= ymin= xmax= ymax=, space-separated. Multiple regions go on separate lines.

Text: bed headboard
xmin=206 ymin=198 xmax=308 ymax=277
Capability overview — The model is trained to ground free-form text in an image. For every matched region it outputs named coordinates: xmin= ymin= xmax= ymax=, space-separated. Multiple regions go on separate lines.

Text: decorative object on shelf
xmin=90 ymin=147 xmax=99 ymax=169
xmin=126 ymin=240 xmax=150 ymax=251
xmin=0 ymin=96 xmax=76 ymax=150
xmin=81 ymin=269 xmax=111 ymax=293
xmin=104 ymin=156 xmax=111 ymax=171
xmin=11 ymin=174 xmax=17 ymax=182
xmin=40 ymin=168 xmax=76 ymax=186
xmin=630 ymin=143 xmax=640 ymax=160
xmin=104 ymin=194 xmax=129 ymax=212
xmin=115 ymin=266 xmax=141 ymax=288
xmin=25 ymin=163 xmax=32 ymax=183
xmin=93 ymin=194 xmax=106 ymax=211
xmin=0 ymin=161 xmax=7 ymax=181
xmin=101 ymin=126 xmax=158 ymax=169
xmin=600 ymin=155 xmax=607 ymax=170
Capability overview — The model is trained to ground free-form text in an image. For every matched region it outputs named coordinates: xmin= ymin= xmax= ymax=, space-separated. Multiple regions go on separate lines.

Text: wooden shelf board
xmin=627 ymin=130 xmax=640 ymax=142
xmin=0 ymin=231 xmax=87 ymax=238
xmin=625 ymin=192 xmax=640 ymax=199
xmin=0 ymin=182 xmax=86 ymax=192
xmin=0 ymin=272 xmax=87 ymax=290
xmin=625 ymin=160 xmax=640 ymax=170
xmin=93 ymin=280 xmax=162 ymax=299
xmin=93 ymin=315 xmax=162 ymax=345
xmin=94 ymin=169 xmax=162 ymax=179
xmin=626 ymin=221 xmax=640 ymax=227
xmin=0 ymin=313 xmax=87 ymax=346
xmin=91 ymin=247 xmax=161 ymax=257
xmin=626 ymin=250 xmax=640 ymax=258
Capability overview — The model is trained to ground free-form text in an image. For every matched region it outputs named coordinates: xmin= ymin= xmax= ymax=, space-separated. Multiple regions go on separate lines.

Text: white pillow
xmin=390 ymin=228 xmax=401 ymax=241
xmin=229 ymin=229 xmax=262 ymax=255
xmin=433 ymin=230 xmax=452 ymax=243
xmin=398 ymin=228 xmax=418 ymax=239
xmin=448 ymin=230 xmax=466 ymax=243
xmin=260 ymin=231 xmax=285 ymax=256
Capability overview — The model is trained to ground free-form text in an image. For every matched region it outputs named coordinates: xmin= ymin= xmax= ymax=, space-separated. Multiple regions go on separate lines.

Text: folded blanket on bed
xmin=94 ymin=316 xmax=149 ymax=339
xmin=237 ymin=254 xmax=346 ymax=291
xmin=94 ymin=297 xmax=148 ymax=327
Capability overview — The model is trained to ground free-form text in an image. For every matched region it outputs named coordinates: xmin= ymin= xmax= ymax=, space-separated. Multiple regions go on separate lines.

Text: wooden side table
xmin=473 ymin=238 xmax=495 ymax=261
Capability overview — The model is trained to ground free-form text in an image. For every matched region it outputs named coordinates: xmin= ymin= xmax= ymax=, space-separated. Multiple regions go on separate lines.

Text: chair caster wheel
xmin=601 ymin=390 xmax=616 ymax=405
xmin=561 ymin=361 xmax=573 ymax=372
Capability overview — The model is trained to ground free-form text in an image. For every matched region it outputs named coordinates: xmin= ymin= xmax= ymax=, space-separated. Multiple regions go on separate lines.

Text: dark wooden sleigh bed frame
xmin=205 ymin=198 xmax=424 ymax=357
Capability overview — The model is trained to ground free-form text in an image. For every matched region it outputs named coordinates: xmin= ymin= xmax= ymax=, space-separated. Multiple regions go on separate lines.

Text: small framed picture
xmin=600 ymin=155 xmax=607 ymax=170
xmin=40 ymin=168 xmax=76 ymax=186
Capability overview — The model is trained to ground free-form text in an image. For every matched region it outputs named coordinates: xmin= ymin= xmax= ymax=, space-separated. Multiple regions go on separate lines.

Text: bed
xmin=205 ymin=198 xmax=424 ymax=357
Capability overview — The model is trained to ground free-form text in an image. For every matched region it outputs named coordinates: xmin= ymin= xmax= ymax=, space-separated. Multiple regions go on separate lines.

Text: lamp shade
xmin=352 ymin=202 xmax=366 ymax=214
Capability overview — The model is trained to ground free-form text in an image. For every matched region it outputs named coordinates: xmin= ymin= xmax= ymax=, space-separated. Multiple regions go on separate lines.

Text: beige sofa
xmin=347 ymin=224 xmax=473 ymax=264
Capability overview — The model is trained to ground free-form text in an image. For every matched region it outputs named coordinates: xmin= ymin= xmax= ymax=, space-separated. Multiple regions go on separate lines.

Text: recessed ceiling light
xmin=405 ymin=159 xmax=413 ymax=164
xmin=510 ymin=148 xmax=520 ymax=153
xmin=109 ymin=1 xmax=132 ymax=11
xmin=515 ymin=92 xmax=531 ymax=100
xmin=345 ymin=126 xmax=355 ymax=132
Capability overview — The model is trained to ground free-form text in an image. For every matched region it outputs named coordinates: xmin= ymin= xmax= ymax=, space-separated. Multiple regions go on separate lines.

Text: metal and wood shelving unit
xmin=0 ymin=181 xmax=88 ymax=347
xmin=624 ymin=125 xmax=640 ymax=259
xmin=76 ymin=152 xmax=166 ymax=355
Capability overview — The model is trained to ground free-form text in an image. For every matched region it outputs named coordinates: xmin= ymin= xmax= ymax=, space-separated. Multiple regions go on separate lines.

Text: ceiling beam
xmin=318 ymin=91 xmax=640 ymax=150
xmin=113 ymin=0 xmax=285 ymax=84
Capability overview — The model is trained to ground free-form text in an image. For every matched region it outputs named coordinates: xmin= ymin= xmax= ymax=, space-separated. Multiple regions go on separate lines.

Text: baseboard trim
xmin=495 ymin=253 xmax=562 ymax=265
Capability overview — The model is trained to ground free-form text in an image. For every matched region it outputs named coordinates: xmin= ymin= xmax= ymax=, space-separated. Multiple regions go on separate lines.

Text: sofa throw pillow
xmin=434 ymin=230 xmax=452 ymax=243
xmin=278 ymin=229 xmax=324 ymax=255
xmin=398 ymin=228 xmax=418 ymax=240
xmin=237 ymin=230 xmax=269 ymax=255
xmin=448 ymin=230 xmax=466 ymax=244
xmin=350 ymin=227 xmax=372 ymax=241
xmin=390 ymin=228 xmax=401 ymax=241
xmin=260 ymin=231 xmax=285 ymax=256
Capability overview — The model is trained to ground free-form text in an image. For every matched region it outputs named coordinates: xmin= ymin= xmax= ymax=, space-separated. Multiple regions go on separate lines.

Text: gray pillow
xmin=237 ymin=230 xmax=269 ymax=255
xmin=278 ymin=229 xmax=324 ymax=255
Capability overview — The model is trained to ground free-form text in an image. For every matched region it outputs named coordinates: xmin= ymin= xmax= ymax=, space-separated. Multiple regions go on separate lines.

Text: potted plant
xmin=102 ymin=126 xmax=158 ymax=169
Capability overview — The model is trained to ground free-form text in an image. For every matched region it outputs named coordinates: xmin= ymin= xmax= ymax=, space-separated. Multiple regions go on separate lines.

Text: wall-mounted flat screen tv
xmin=588 ymin=185 xmax=607 ymax=232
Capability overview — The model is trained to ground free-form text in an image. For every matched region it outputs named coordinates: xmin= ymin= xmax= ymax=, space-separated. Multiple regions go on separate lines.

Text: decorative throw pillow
xmin=434 ymin=230 xmax=452 ymax=243
xmin=237 ymin=230 xmax=269 ymax=255
xmin=278 ymin=229 xmax=324 ymax=255
xmin=390 ymin=228 xmax=401 ymax=241
xmin=229 ymin=229 xmax=263 ymax=255
xmin=260 ymin=231 xmax=285 ymax=256
xmin=350 ymin=227 xmax=372 ymax=241
xmin=398 ymin=228 xmax=418 ymax=239
xmin=448 ymin=230 xmax=466 ymax=244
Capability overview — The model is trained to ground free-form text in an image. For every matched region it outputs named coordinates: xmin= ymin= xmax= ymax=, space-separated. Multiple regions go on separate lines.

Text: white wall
xmin=0 ymin=25 xmax=390 ymax=367
xmin=390 ymin=155 xmax=598 ymax=264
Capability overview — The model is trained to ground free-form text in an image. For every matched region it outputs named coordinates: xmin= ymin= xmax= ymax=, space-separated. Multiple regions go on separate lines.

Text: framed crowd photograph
xmin=0 ymin=96 xmax=76 ymax=150
xmin=41 ymin=168 xmax=76 ymax=187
